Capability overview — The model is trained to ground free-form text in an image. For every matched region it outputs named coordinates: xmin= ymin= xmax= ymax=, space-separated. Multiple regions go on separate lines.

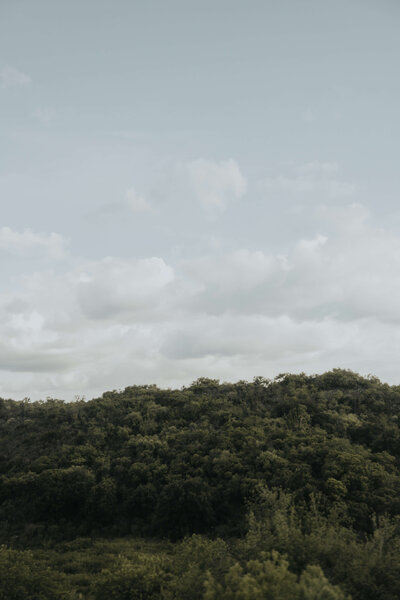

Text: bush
xmin=0 ymin=546 xmax=62 ymax=600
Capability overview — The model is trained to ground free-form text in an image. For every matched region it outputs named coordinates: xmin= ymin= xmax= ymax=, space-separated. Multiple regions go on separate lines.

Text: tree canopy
xmin=1 ymin=369 xmax=400 ymax=598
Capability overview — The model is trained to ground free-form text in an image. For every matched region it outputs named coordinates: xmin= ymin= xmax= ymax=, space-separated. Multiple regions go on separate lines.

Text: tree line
xmin=1 ymin=369 xmax=400 ymax=598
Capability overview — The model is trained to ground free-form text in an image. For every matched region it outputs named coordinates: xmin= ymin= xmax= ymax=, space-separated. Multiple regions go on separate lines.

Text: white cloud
xmin=161 ymin=314 xmax=341 ymax=360
xmin=87 ymin=187 xmax=155 ymax=221
xmin=125 ymin=187 xmax=154 ymax=213
xmin=76 ymin=256 xmax=175 ymax=319
xmin=181 ymin=249 xmax=288 ymax=296
xmin=2 ymin=196 xmax=400 ymax=400
xmin=178 ymin=202 xmax=400 ymax=325
xmin=262 ymin=161 xmax=356 ymax=199
xmin=296 ymin=162 xmax=339 ymax=176
xmin=302 ymin=108 xmax=314 ymax=123
xmin=179 ymin=158 xmax=247 ymax=216
xmin=0 ymin=227 xmax=68 ymax=258
xmin=33 ymin=107 xmax=56 ymax=123
xmin=0 ymin=66 xmax=31 ymax=89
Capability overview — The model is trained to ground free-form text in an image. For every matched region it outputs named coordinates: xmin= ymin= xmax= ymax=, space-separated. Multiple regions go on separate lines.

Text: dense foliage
xmin=1 ymin=369 xmax=400 ymax=598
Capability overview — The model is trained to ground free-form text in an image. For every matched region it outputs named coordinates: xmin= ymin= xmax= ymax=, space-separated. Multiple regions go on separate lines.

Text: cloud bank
xmin=1 ymin=180 xmax=400 ymax=401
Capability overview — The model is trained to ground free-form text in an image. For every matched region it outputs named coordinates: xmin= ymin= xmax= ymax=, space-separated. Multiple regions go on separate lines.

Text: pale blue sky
xmin=1 ymin=1 xmax=400 ymax=399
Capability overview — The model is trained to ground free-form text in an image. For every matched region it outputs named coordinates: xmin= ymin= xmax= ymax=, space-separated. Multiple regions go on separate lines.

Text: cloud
xmin=0 ymin=65 xmax=31 ymax=89
xmin=76 ymin=256 xmax=175 ymax=319
xmin=178 ymin=158 xmax=247 ymax=216
xmin=160 ymin=314 xmax=341 ymax=361
xmin=180 ymin=249 xmax=288 ymax=298
xmin=262 ymin=161 xmax=356 ymax=199
xmin=302 ymin=108 xmax=314 ymax=123
xmin=296 ymin=162 xmax=339 ymax=176
xmin=33 ymin=107 xmax=56 ymax=124
xmin=2 ymin=195 xmax=400 ymax=400
xmin=0 ymin=227 xmax=68 ymax=258
xmin=0 ymin=298 xmax=76 ymax=375
xmin=87 ymin=158 xmax=246 ymax=225
xmin=125 ymin=188 xmax=155 ymax=213
xmin=87 ymin=187 xmax=155 ymax=221
xmin=177 ymin=202 xmax=400 ymax=326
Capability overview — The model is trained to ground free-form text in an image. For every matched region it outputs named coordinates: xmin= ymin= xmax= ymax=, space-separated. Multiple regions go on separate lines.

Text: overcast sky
xmin=1 ymin=0 xmax=400 ymax=400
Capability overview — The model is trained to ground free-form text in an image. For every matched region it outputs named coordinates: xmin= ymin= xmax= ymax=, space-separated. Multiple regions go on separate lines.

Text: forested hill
xmin=1 ymin=369 xmax=400 ymax=541
xmin=1 ymin=369 xmax=400 ymax=599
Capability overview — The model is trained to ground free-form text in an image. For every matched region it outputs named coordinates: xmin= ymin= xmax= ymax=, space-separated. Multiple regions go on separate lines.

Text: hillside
xmin=1 ymin=369 xmax=400 ymax=599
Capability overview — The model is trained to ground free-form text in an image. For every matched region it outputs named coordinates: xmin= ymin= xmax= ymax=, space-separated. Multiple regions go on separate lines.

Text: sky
xmin=1 ymin=0 xmax=400 ymax=400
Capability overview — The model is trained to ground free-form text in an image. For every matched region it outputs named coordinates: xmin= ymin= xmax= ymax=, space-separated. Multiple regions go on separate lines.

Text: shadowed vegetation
xmin=1 ymin=369 xmax=400 ymax=598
